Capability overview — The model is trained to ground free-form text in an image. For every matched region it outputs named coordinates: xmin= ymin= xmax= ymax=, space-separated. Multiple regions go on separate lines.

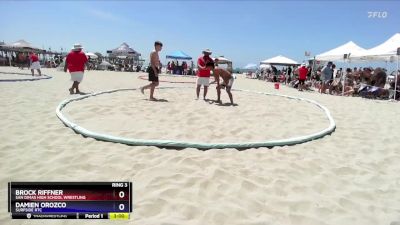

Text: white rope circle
xmin=0 ymin=71 xmax=52 ymax=82
xmin=56 ymin=87 xmax=336 ymax=150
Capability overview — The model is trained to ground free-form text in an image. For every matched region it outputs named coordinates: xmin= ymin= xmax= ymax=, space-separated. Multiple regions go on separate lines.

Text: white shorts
xmin=197 ymin=77 xmax=210 ymax=86
xmin=30 ymin=61 xmax=41 ymax=70
xmin=70 ymin=72 xmax=84 ymax=83
xmin=223 ymin=77 xmax=234 ymax=87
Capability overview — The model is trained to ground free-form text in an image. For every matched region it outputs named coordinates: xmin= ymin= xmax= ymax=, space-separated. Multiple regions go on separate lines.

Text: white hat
xmin=301 ymin=63 xmax=306 ymax=67
xmin=202 ymin=48 xmax=212 ymax=54
xmin=71 ymin=43 xmax=83 ymax=51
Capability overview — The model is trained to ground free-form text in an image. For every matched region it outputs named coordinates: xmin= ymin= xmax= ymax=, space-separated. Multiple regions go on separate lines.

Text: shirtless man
xmin=141 ymin=41 xmax=163 ymax=101
xmin=206 ymin=62 xmax=234 ymax=105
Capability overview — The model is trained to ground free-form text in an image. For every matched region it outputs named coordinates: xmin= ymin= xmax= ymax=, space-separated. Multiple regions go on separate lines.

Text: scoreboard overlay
xmin=8 ymin=182 xmax=132 ymax=220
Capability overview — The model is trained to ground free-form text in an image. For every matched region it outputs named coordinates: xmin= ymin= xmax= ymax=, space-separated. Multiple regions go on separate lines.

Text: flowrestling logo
xmin=367 ymin=11 xmax=388 ymax=19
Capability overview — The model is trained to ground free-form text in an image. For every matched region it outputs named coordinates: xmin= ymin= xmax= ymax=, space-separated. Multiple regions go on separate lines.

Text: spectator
xmin=64 ymin=43 xmax=89 ymax=95
xmin=196 ymin=48 xmax=213 ymax=100
xmin=29 ymin=52 xmax=41 ymax=76
xmin=320 ymin=62 xmax=333 ymax=94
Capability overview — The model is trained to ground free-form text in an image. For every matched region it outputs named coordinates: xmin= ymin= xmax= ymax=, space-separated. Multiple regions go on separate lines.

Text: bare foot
xmin=69 ymin=88 xmax=74 ymax=95
xmin=149 ymin=97 xmax=157 ymax=101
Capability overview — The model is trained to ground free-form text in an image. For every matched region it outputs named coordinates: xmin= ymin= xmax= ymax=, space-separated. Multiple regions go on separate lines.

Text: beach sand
xmin=0 ymin=66 xmax=400 ymax=225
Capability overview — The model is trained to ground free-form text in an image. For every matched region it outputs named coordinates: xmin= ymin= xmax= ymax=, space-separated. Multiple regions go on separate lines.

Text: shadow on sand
xmin=144 ymin=98 xmax=169 ymax=102
xmin=205 ymin=99 xmax=238 ymax=106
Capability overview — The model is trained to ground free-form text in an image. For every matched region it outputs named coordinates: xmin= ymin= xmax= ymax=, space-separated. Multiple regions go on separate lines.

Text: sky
xmin=1 ymin=0 xmax=399 ymax=68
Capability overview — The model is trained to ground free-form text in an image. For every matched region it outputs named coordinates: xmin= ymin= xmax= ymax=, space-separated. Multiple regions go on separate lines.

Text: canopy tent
xmin=213 ymin=56 xmax=232 ymax=64
xmin=259 ymin=64 xmax=271 ymax=69
xmin=166 ymin=51 xmax=192 ymax=60
xmin=351 ymin=33 xmax=400 ymax=61
xmin=243 ymin=63 xmax=258 ymax=70
xmin=315 ymin=41 xmax=367 ymax=62
xmin=0 ymin=39 xmax=43 ymax=53
xmin=86 ymin=52 xmax=98 ymax=59
xmin=260 ymin=55 xmax=299 ymax=66
xmin=210 ymin=56 xmax=233 ymax=72
xmin=107 ymin=43 xmax=140 ymax=58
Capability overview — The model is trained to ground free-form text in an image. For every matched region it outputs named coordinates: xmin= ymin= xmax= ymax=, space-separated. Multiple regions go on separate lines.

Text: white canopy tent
xmin=351 ymin=33 xmax=400 ymax=61
xmin=212 ymin=56 xmax=233 ymax=72
xmin=260 ymin=55 xmax=299 ymax=66
xmin=315 ymin=41 xmax=367 ymax=62
xmin=351 ymin=33 xmax=400 ymax=100
xmin=0 ymin=39 xmax=43 ymax=53
xmin=212 ymin=56 xmax=231 ymax=63
xmin=259 ymin=64 xmax=271 ymax=69
xmin=86 ymin=52 xmax=98 ymax=59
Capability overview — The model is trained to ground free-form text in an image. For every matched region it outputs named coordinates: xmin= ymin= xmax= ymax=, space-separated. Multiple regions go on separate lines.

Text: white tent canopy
xmin=0 ymin=39 xmax=43 ymax=52
xmin=260 ymin=55 xmax=299 ymax=66
xmin=315 ymin=41 xmax=367 ymax=62
xmin=259 ymin=64 xmax=271 ymax=69
xmin=351 ymin=33 xmax=400 ymax=61
xmin=86 ymin=52 xmax=98 ymax=59
xmin=213 ymin=56 xmax=231 ymax=63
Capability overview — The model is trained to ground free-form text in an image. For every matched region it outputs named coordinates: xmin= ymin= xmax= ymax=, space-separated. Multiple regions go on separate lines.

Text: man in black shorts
xmin=141 ymin=41 xmax=163 ymax=101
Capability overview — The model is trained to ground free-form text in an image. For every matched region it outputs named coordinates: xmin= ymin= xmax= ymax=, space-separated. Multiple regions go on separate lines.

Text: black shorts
xmin=148 ymin=67 xmax=159 ymax=82
xmin=299 ymin=79 xmax=305 ymax=85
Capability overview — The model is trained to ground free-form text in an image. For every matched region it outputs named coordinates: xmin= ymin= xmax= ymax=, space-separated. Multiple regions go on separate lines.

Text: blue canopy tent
xmin=166 ymin=51 xmax=192 ymax=75
xmin=166 ymin=50 xmax=192 ymax=60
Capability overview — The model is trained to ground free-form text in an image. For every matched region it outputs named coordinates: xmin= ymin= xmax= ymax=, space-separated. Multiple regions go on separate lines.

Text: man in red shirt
xmin=196 ymin=49 xmax=213 ymax=100
xmin=298 ymin=64 xmax=308 ymax=91
xmin=29 ymin=52 xmax=41 ymax=76
xmin=64 ymin=43 xmax=88 ymax=94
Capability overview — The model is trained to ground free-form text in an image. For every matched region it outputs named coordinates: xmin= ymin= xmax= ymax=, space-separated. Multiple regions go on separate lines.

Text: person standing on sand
xmin=64 ymin=43 xmax=88 ymax=95
xmin=298 ymin=63 xmax=308 ymax=91
xmin=18 ymin=52 xmax=25 ymax=69
xmin=29 ymin=52 xmax=41 ymax=76
xmin=196 ymin=49 xmax=214 ymax=100
xmin=320 ymin=61 xmax=332 ymax=94
xmin=141 ymin=41 xmax=163 ymax=101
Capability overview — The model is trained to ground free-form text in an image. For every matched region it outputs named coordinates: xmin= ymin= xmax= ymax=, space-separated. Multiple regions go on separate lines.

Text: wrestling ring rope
xmin=56 ymin=87 xmax=336 ymax=150
xmin=137 ymin=74 xmax=196 ymax=84
xmin=0 ymin=71 xmax=52 ymax=82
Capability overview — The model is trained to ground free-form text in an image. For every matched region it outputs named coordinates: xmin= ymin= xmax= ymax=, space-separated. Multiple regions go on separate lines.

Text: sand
xmin=0 ymin=66 xmax=400 ymax=225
